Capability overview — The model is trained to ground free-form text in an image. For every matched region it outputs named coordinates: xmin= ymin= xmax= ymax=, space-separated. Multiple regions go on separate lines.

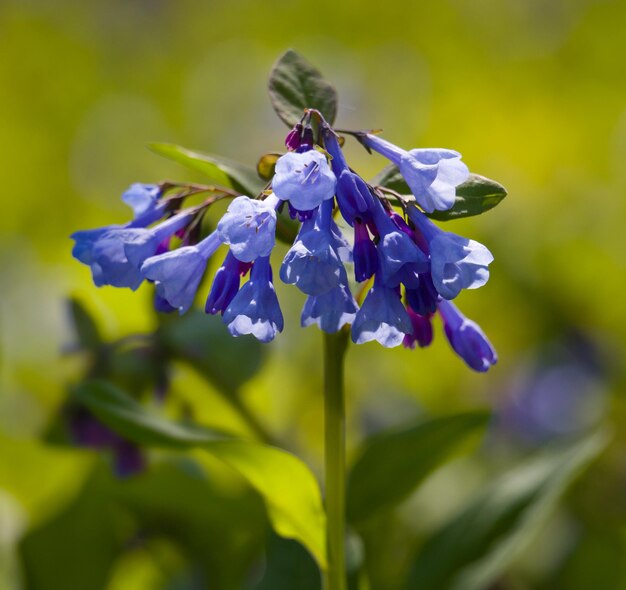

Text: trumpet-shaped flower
xmin=140 ymin=232 xmax=222 ymax=314
xmin=403 ymin=308 xmax=434 ymax=349
xmin=206 ymin=251 xmax=251 ymax=315
xmin=365 ymin=134 xmax=469 ymax=212
xmin=408 ymin=206 xmax=493 ymax=300
xmin=223 ymin=256 xmax=284 ymax=342
xmin=217 ymin=195 xmax=278 ymax=262
xmin=122 ymin=183 xmax=162 ymax=218
xmin=272 ymin=150 xmax=336 ymax=211
xmin=439 ymin=299 xmax=497 ymax=372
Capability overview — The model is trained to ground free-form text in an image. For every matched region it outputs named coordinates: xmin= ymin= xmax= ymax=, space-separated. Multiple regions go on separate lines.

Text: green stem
xmin=323 ymin=330 xmax=349 ymax=590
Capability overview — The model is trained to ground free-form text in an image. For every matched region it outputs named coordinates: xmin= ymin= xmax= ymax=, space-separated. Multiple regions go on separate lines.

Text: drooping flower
xmin=364 ymin=134 xmax=469 ymax=213
xmin=140 ymin=232 xmax=222 ymax=314
xmin=301 ymin=267 xmax=358 ymax=333
xmin=272 ymin=150 xmax=336 ymax=211
xmin=280 ymin=201 xmax=344 ymax=295
xmin=407 ymin=206 xmax=493 ymax=300
xmin=206 ymin=251 xmax=251 ymax=315
xmin=223 ymin=255 xmax=284 ymax=342
xmin=351 ymin=274 xmax=412 ymax=348
xmin=438 ymin=299 xmax=497 ymax=372
xmin=405 ymin=272 xmax=439 ymax=316
xmin=217 ymin=195 xmax=278 ymax=262
xmin=353 ymin=219 xmax=377 ymax=282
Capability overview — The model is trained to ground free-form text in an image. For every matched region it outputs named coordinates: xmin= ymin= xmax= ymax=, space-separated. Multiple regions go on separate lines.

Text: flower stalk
xmin=323 ymin=329 xmax=349 ymax=590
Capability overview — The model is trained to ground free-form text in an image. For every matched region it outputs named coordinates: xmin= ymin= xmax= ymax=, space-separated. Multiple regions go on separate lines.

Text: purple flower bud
xmin=438 ymin=299 xmax=497 ymax=372
xmin=353 ymin=219 xmax=377 ymax=282
xmin=285 ymin=124 xmax=303 ymax=150
xmin=206 ymin=251 xmax=249 ymax=315
xmin=403 ymin=309 xmax=433 ymax=349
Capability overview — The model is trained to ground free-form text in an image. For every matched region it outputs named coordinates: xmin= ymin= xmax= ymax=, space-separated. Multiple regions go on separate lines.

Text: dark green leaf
xmin=20 ymin=472 xmax=122 ymax=590
xmin=67 ymin=297 xmax=102 ymax=350
xmin=149 ymin=142 xmax=265 ymax=195
xmin=268 ymin=50 xmax=338 ymax=127
xmin=73 ymin=381 xmax=328 ymax=570
xmin=347 ymin=412 xmax=489 ymax=523
xmin=406 ymin=432 xmax=608 ymax=590
xmin=157 ymin=310 xmax=265 ymax=395
xmin=73 ymin=381 xmax=229 ymax=448
xmin=257 ymin=152 xmax=282 ymax=181
xmin=372 ymin=166 xmax=507 ymax=221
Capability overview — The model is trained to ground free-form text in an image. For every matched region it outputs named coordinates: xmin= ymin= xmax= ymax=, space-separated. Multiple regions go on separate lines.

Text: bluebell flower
xmin=123 ymin=210 xmax=195 ymax=269
xmin=140 ymin=232 xmax=222 ymax=314
xmin=353 ymin=219 xmax=377 ymax=282
xmin=370 ymin=201 xmax=429 ymax=287
xmin=407 ymin=206 xmax=493 ymax=300
xmin=329 ymin=218 xmax=353 ymax=264
xmin=122 ymin=183 xmax=162 ymax=218
xmin=272 ymin=150 xmax=336 ymax=211
xmin=301 ymin=267 xmax=358 ymax=333
xmin=365 ymin=134 xmax=469 ymax=213
xmin=438 ymin=299 xmax=497 ymax=372
xmin=280 ymin=201 xmax=344 ymax=295
xmin=217 ymin=195 xmax=278 ymax=262
xmin=351 ymin=274 xmax=412 ymax=348
xmin=223 ymin=256 xmax=284 ymax=342
xmin=403 ymin=308 xmax=433 ymax=349
xmin=206 ymin=251 xmax=250 ymax=315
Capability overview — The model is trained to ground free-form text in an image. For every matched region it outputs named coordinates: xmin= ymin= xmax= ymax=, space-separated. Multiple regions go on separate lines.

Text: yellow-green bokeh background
xmin=1 ymin=0 xmax=626 ymax=588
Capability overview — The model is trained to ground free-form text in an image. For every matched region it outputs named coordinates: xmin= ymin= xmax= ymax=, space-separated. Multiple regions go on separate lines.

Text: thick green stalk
xmin=323 ymin=330 xmax=349 ymax=590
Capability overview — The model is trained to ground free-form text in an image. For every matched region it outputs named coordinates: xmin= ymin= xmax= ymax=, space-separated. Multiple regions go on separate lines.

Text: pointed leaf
xmin=149 ymin=142 xmax=265 ymax=195
xmin=347 ymin=412 xmax=489 ymax=523
xmin=268 ymin=50 xmax=338 ymax=127
xmin=372 ymin=166 xmax=507 ymax=220
xmin=406 ymin=432 xmax=608 ymax=590
xmin=74 ymin=381 xmax=327 ymax=570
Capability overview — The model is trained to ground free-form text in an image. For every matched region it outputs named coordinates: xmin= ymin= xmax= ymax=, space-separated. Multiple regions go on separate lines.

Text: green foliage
xmin=406 ymin=431 xmax=608 ymax=590
xmin=149 ymin=142 xmax=265 ymax=195
xmin=268 ymin=49 xmax=338 ymax=127
xmin=73 ymin=381 xmax=328 ymax=571
xmin=347 ymin=412 xmax=489 ymax=523
xmin=372 ymin=167 xmax=507 ymax=220
xmin=67 ymin=297 xmax=102 ymax=351
xmin=157 ymin=310 xmax=265 ymax=395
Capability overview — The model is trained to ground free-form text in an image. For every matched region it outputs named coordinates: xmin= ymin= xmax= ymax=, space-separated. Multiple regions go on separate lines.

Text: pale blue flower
xmin=223 ymin=256 xmax=284 ymax=343
xmin=122 ymin=183 xmax=161 ymax=218
xmin=206 ymin=251 xmax=250 ymax=315
xmin=140 ymin=232 xmax=222 ymax=314
xmin=272 ymin=150 xmax=336 ymax=211
xmin=217 ymin=195 xmax=278 ymax=262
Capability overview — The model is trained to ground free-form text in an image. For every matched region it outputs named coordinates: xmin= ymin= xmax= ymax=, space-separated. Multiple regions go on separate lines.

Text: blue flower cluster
xmin=71 ymin=121 xmax=497 ymax=372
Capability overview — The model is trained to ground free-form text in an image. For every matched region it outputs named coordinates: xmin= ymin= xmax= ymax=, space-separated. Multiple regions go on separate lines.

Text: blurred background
xmin=1 ymin=0 xmax=625 ymax=588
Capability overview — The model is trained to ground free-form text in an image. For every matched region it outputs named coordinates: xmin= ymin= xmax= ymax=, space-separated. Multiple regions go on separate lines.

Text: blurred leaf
xmin=347 ymin=412 xmax=489 ymax=523
xmin=67 ymin=297 xmax=102 ymax=350
xmin=20 ymin=473 xmax=122 ymax=590
xmin=74 ymin=381 xmax=328 ymax=571
xmin=73 ymin=381 xmax=230 ymax=448
xmin=255 ymin=533 xmax=321 ymax=590
xmin=257 ymin=152 xmax=282 ymax=181
xmin=372 ymin=167 xmax=507 ymax=220
xmin=149 ymin=143 xmax=265 ymax=195
xmin=268 ymin=50 xmax=338 ymax=127
xmin=157 ymin=310 xmax=265 ymax=395
xmin=405 ymin=431 xmax=608 ymax=590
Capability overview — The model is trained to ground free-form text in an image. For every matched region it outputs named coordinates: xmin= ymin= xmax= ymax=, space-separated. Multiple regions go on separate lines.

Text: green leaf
xmin=149 ymin=142 xmax=265 ymax=195
xmin=157 ymin=310 xmax=265 ymax=395
xmin=268 ymin=50 xmax=338 ymax=127
xmin=20 ymin=472 xmax=123 ymax=590
xmin=347 ymin=412 xmax=489 ymax=523
xmin=74 ymin=380 xmax=327 ymax=571
xmin=257 ymin=152 xmax=282 ymax=181
xmin=372 ymin=166 xmax=507 ymax=221
xmin=67 ymin=297 xmax=102 ymax=350
xmin=406 ymin=431 xmax=608 ymax=590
